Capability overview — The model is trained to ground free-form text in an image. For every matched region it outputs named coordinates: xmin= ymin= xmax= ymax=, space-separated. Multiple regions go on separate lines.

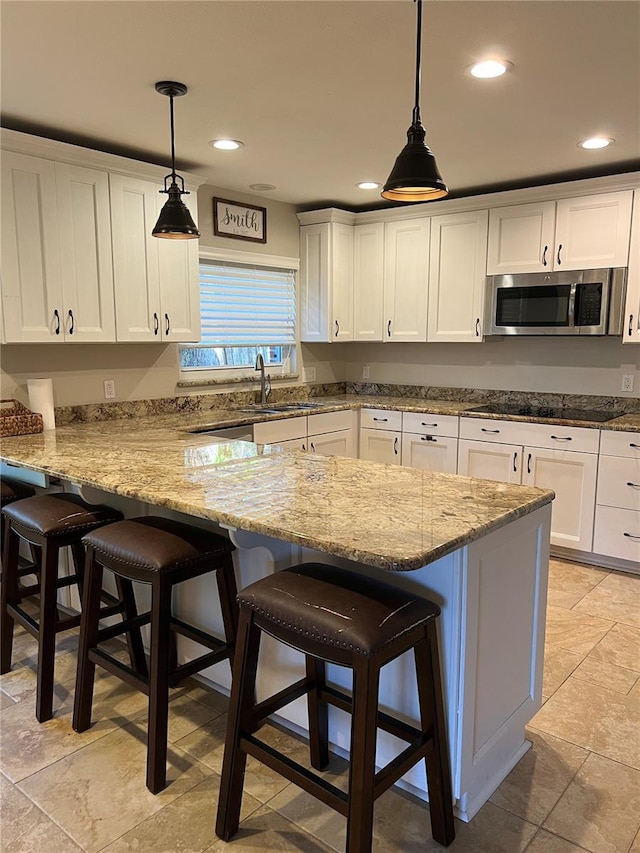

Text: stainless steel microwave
xmin=485 ymin=268 xmax=627 ymax=336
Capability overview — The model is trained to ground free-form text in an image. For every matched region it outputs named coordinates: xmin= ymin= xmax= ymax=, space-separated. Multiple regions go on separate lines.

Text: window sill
xmin=177 ymin=373 xmax=299 ymax=389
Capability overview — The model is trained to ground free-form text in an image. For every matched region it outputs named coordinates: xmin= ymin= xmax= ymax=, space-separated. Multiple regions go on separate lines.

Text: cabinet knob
xmin=53 ymin=309 xmax=61 ymax=335
xmin=623 ymin=532 xmax=640 ymax=541
xmin=481 ymin=427 xmax=500 ymax=434
xmin=68 ymin=309 xmax=75 ymax=335
xmin=310 ymin=442 xmax=316 ymax=452
xmin=421 ymin=435 xmax=436 ymax=442
xmin=550 ymin=435 xmax=572 ymax=441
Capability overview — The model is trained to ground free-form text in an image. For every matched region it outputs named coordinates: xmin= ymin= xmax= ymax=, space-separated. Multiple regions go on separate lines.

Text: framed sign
xmin=213 ymin=197 xmax=267 ymax=243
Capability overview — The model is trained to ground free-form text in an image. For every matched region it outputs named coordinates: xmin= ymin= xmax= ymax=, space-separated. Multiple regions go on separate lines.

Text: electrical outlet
xmin=621 ymin=374 xmax=634 ymax=393
xmin=362 ymin=365 xmax=370 ymax=380
xmin=103 ymin=379 xmax=116 ymax=399
xmin=303 ymin=367 xmax=316 ymax=382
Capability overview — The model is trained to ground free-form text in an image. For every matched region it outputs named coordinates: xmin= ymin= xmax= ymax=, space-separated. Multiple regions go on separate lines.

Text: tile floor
xmin=1 ymin=558 xmax=639 ymax=853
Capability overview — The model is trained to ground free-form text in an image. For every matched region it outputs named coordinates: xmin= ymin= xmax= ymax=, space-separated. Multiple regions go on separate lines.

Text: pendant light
xmin=152 ymin=81 xmax=200 ymax=239
xmin=381 ymin=0 xmax=448 ymax=202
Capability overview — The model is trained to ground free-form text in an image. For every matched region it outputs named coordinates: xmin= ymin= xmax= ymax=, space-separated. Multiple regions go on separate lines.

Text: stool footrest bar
xmin=97 ymin=612 xmax=151 ymax=643
xmin=88 ymin=648 xmax=150 ymax=695
xmin=169 ymin=647 xmax=232 ymax=685
xmin=321 ymin=683 xmax=424 ymax=743
xmin=6 ymin=604 xmax=39 ymax=638
xmin=170 ymin=616 xmax=226 ymax=651
xmin=374 ymin=735 xmax=432 ymax=799
xmin=250 ymin=676 xmax=312 ymax=729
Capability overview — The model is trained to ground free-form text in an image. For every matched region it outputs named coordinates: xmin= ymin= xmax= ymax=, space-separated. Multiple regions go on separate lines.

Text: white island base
xmin=156 ymin=501 xmax=551 ymax=823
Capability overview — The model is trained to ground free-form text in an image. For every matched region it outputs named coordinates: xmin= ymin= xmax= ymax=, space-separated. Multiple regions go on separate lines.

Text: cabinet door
xmin=555 ymin=191 xmax=633 ymax=270
xmin=110 ymin=174 xmax=161 ymax=342
xmin=383 ymin=218 xmax=429 ymax=342
xmin=457 ymin=439 xmax=522 ymax=484
xmin=331 ymin=223 xmax=354 ymax=341
xmin=309 ymin=429 xmax=355 ymax=458
xmin=157 ymin=192 xmax=200 ymax=342
xmin=486 ymin=202 xmax=556 ymax=275
xmin=267 ymin=437 xmax=308 ymax=452
xmin=1 ymin=151 xmax=64 ymax=342
xmin=522 ymin=447 xmax=597 ymax=552
xmin=299 ymin=222 xmax=353 ymax=343
xmin=401 ymin=433 xmax=458 ymax=473
xmin=353 ymin=222 xmax=384 ymax=340
xmin=622 ymin=189 xmax=640 ymax=344
xmin=55 ymin=164 xmax=116 ymax=342
xmin=428 ymin=210 xmax=488 ymax=343
xmin=359 ymin=428 xmax=401 ymax=465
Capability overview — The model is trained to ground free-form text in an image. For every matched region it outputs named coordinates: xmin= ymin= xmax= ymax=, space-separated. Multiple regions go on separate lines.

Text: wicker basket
xmin=0 ymin=399 xmax=44 ymax=437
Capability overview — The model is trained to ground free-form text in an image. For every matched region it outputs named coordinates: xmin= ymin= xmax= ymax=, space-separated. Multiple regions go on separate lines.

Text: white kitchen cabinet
xmin=457 ymin=438 xmax=522 ymax=484
xmin=427 ymin=209 xmax=488 ymax=343
xmin=353 ymin=222 xmax=384 ymax=341
xmin=253 ymin=416 xmax=307 ymax=446
xmin=593 ymin=431 xmax=640 ymax=562
xmin=111 ymin=174 xmax=200 ymax=343
xmin=401 ymin=433 xmax=457 ymax=473
xmin=383 ymin=218 xmax=430 ymax=342
xmin=268 ymin=437 xmax=308 ymax=452
xmin=308 ymin=429 xmax=355 ymax=458
xmin=487 ymin=191 xmax=633 ymax=274
xmin=299 ymin=222 xmax=353 ymax=342
xmin=623 ymin=189 xmax=640 ymax=344
xmin=359 ymin=428 xmax=401 ymax=465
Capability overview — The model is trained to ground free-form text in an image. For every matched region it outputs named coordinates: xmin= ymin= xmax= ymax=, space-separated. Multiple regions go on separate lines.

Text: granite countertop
xmin=0 ymin=417 xmax=553 ymax=571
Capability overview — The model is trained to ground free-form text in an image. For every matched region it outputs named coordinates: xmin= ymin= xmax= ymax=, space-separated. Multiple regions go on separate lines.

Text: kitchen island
xmin=0 ymin=416 xmax=554 ymax=821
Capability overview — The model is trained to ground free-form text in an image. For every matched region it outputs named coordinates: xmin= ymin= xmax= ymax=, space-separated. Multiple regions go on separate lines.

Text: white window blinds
xmin=198 ymin=260 xmax=296 ymax=346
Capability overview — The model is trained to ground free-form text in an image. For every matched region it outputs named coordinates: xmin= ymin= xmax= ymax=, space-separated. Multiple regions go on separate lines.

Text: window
xmin=180 ymin=258 xmax=297 ymax=373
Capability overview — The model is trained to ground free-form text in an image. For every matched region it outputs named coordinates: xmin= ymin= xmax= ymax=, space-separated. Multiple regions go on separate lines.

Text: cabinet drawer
xmin=593 ymin=505 xmax=640 ymax=563
xmin=360 ymin=408 xmax=403 ymax=431
xmin=307 ymin=410 xmax=353 ymax=436
xmin=402 ymin=412 xmax=459 ymax=437
xmin=460 ymin=416 xmax=600 ymax=453
xmin=599 ymin=430 xmax=640 ymax=458
xmin=253 ymin=416 xmax=307 ymax=444
xmin=597 ymin=455 xmax=640 ymax=510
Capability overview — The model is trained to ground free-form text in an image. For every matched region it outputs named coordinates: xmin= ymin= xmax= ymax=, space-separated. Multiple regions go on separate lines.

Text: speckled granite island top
xmin=0 ymin=419 xmax=553 ymax=571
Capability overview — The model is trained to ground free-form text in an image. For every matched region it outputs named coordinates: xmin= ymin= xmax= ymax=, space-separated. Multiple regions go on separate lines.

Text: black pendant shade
xmin=382 ymin=0 xmax=448 ymax=203
xmin=152 ymin=81 xmax=200 ymax=240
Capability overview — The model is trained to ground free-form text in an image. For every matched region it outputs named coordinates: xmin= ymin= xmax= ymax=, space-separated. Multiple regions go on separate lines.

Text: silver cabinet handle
xmin=542 ymin=245 xmax=548 ymax=266
xmin=557 ymin=244 xmax=563 ymax=265
xmin=165 ymin=313 xmax=170 ymax=335
xmin=475 ymin=318 xmax=480 ymax=337
xmin=623 ymin=532 xmax=640 ymax=540
xmin=481 ymin=427 xmax=500 ymax=434
xmin=373 ymin=417 xmax=388 ymax=422
xmin=387 ymin=320 xmax=392 ymax=338
xmin=68 ymin=309 xmax=75 ymax=335
xmin=421 ymin=435 xmax=436 ymax=442
xmin=551 ymin=435 xmax=572 ymax=441
xmin=513 ymin=451 xmax=518 ymax=472
xmin=393 ymin=437 xmax=398 ymax=455
xmin=335 ymin=320 xmax=339 ymax=337
xmin=53 ymin=309 xmax=61 ymax=335
xmin=153 ymin=312 xmax=159 ymax=335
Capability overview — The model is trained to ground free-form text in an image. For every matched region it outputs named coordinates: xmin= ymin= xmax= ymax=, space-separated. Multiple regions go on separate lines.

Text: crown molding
xmin=296 ymin=208 xmax=357 ymax=226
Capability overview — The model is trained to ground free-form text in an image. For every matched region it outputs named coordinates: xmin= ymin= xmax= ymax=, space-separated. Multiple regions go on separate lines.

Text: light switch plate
xmin=621 ymin=374 xmax=634 ymax=393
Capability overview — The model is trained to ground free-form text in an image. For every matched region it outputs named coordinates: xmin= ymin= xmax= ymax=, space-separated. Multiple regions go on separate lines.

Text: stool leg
xmin=415 ymin=623 xmax=455 ymax=847
xmin=216 ymin=552 xmax=239 ymax=657
xmin=346 ymin=656 xmax=380 ymax=853
xmin=0 ymin=523 xmax=21 ymax=673
xmin=70 ymin=540 xmax=86 ymax=602
xmin=73 ymin=547 xmax=104 ymax=733
xmin=147 ymin=574 xmax=172 ymax=794
xmin=114 ymin=576 xmax=148 ymax=677
xmin=36 ymin=541 xmax=61 ymax=723
xmin=215 ymin=608 xmax=261 ymax=841
xmin=306 ymin=655 xmax=329 ymax=770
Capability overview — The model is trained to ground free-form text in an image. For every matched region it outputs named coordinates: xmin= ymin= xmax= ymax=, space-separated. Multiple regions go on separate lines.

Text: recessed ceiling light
xmin=210 ymin=139 xmax=244 ymax=150
xmin=249 ymin=183 xmax=276 ymax=191
xmin=578 ymin=137 xmax=614 ymax=150
xmin=469 ymin=60 xmax=511 ymax=79
xmin=357 ymin=181 xmax=381 ymax=190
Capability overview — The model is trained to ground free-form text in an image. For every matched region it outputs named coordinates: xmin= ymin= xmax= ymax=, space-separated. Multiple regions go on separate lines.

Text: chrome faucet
xmin=255 ymin=353 xmax=271 ymax=404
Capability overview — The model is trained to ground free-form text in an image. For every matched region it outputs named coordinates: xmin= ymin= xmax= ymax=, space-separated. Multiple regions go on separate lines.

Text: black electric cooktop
xmin=466 ymin=404 xmax=622 ymax=423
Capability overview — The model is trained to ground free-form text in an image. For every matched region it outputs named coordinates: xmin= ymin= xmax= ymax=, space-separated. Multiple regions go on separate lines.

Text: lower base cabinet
xmin=458 ymin=439 xmax=521 ymax=483
xmin=308 ymin=428 xmax=355 ymax=457
xmin=401 ymin=433 xmax=458 ymax=473
xmin=359 ymin=427 xmax=401 ymax=464
xmin=593 ymin=430 xmax=640 ymax=561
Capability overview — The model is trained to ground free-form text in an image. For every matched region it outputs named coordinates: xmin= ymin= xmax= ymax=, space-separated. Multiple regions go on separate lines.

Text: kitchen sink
xmin=239 ymin=401 xmax=329 ymax=414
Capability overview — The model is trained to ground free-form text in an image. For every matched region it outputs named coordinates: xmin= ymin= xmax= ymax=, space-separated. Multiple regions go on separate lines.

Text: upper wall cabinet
xmin=383 ymin=218 xmax=430 ymax=342
xmin=623 ymin=189 xmax=640 ymax=344
xmin=353 ymin=222 xmax=384 ymax=341
xmin=427 ymin=210 xmax=488 ymax=343
xmin=300 ymin=222 xmax=353 ymax=342
xmin=487 ymin=191 xmax=633 ymax=274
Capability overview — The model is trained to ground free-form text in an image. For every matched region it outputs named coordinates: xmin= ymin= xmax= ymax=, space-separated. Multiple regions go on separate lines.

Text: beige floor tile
xmin=130 ymin=689 xmax=222 ymax=745
xmin=546 ymin=560 xmax=610 ymax=610
xmin=18 ymin=724 xmax=213 ymax=853
xmin=0 ymin=772 xmax=83 ymax=852
xmin=545 ymin=607 xmax=615 ymax=657
xmin=543 ymin=753 xmax=640 ymax=853
xmin=205 ymin=804 xmax=335 ymax=853
xmin=543 ymin=644 xmax=584 ymax=697
xmin=489 ymin=729 xmax=588 ymax=825
xmin=573 ymin=572 xmax=640 ymax=629
xmin=176 ymin=716 xmax=312 ymax=804
xmin=100 ymin=771 xmax=261 ymax=853
xmin=0 ymin=687 xmax=17 ymax=709
xmin=0 ymin=678 xmax=149 ymax=782
xmin=571 ymin=655 xmax=639 ymax=695
xmin=588 ymin=623 xmax=640 ymax=673
xmin=179 ymin=677 xmax=230 ymax=714
xmin=526 ymin=829 xmax=592 ymax=852
xmin=530 ymin=677 xmax=640 ymax=770
xmin=630 ymin=830 xmax=640 ymax=853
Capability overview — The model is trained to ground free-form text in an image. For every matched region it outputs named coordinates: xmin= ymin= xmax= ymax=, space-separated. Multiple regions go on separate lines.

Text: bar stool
xmin=1 ymin=478 xmax=36 ymax=569
xmin=215 ymin=563 xmax=455 ymax=852
xmin=73 ymin=516 xmax=238 ymax=794
xmin=1 ymin=492 xmax=128 ymax=722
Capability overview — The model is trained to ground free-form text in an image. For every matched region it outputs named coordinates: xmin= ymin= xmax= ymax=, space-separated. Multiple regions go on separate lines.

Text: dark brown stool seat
xmin=1 ymin=493 xmax=127 ymax=722
xmin=1 ymin=478 xmax=37 ymax=570
xmin=216 ymin=563 xmax=455 ymax=852
xmin=73 ymin=516 xmax=238 ymax=794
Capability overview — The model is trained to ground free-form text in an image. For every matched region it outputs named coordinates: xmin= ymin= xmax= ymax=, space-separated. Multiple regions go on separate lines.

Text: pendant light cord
xmin=412 ymin=0 xmax=422 ymax=126
xmin=169 ymin=93 xmax=177 ymax=182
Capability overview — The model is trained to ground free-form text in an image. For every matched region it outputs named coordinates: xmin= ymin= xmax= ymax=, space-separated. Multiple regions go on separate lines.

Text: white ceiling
xmin=1 ymin=0 xmax=639 ymax=210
